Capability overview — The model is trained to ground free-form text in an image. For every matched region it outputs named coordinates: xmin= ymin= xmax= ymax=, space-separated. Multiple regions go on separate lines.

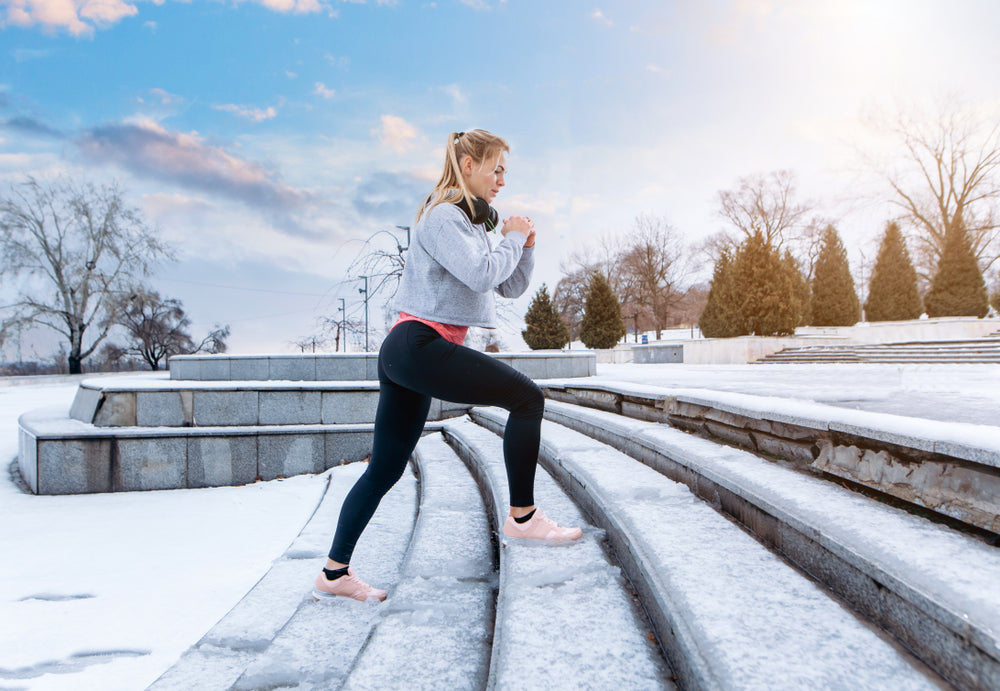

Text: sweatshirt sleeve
xmin=495 ymin=245 xmax=534 ymax=298
xmin=421 ymin=206 xmax=527 ymax=294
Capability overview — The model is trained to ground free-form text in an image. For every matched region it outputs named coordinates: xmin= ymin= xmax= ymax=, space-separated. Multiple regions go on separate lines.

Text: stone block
xmin=269 ymin=356 xmax=315 ymax=381
xmin=94 ymin=391 xmax=137 ymax=427
xmin=260 ymin=391 xmax=322 ymax=425
xmin=194 ymin=391 xmax=259 ymax=426
xmin=829 ymin=420 xmax=935 ymax=455
xmin=316 ymin=356 xmax=366 ymax=381
xmin=543 ymin=356 xmax=577 ymax=379
xmin=69 ymin=386 xmax=102 ymax=423
xmin=365 ymin=355 xmax=380 ymax=380
xmin=168 ymin=357 xmax=200 ymax=381
xmin=320 ymin=391 xmax=378 ymax=424
xmin=200 ymin=357 xmax=232 ymax=381
xmin=325 ymin=431 xmax=373 ymax=468
xmin=230 ymin=358 xmax=270 ymax=381
xmin=137 ymin=391 xmax=192 ymax=427
xmin=511 ymin=357 xmax=547 ymax=380
xmin=188 ymin=436 xmax=258 ymax=487
xmin=37 ymin=438 xmax=112 ymax=494
xmin=566 ymin=387 xmax=620 ymax=413
xmin=115 ymin=437 xmax=188 ymax=491
xmin=259 ymin=433 xmax=325 ymax=480
xmin=18 ymin=427 xmax=38 ymax=493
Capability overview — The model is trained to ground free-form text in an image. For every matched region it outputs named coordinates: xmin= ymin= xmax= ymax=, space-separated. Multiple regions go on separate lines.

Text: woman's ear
xmin=459 ymin=154 xmax=474 ymax=178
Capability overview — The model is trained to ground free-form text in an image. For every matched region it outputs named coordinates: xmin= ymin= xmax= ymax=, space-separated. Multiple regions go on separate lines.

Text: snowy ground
xmin=1 ymin=363 xmax=998 ymax=690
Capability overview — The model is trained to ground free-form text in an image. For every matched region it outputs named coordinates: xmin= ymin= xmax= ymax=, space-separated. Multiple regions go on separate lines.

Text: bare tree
xmin=618 ymin=214 xmax=690 ymax=339
xmin=866 ymin=101 xmax=1000 ymax=279
xmin=0 ymin=177 xmax=172 ymax=373
xmin=717 ymin=170 xmax=812 ymax=250
xmin=108 ymin=287 xmax=229 ymax=370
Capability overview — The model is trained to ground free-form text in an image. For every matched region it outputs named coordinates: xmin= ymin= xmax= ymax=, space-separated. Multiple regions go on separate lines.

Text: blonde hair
xmin=415 ymin=129 xmax=509 ymax=224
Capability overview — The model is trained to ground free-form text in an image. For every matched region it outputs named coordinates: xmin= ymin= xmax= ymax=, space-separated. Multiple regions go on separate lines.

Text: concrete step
xmin=67 ymin=375 xmax=468 ymax=428
xmin=148 ymin=459 xmax=417 ymax=690
xmin=526 ymin=400 xmax=1000 ymax=690
xmin=472 ymin=406 xmax=942 ymax=690
xmin=18 ymin=406 xmax=391 ymax=493
xmin=441 ymin=417 xmax=674 ymax=689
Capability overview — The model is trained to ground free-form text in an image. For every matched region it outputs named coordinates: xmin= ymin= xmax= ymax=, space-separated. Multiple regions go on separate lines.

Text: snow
xmin=1 ymin=362 xmax=998 ymax=689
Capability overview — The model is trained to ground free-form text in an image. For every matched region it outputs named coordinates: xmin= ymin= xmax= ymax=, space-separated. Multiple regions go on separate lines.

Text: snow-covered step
xmin=530 ymin=400 xmax=1000 ymax=691
xmin=472 ymin=407 xmax=940 ymax=690
xmin=441 ymin=417 xmax=673 ymax=690
xmin=341 ymin=433 xmax=496 ymax=690
xmin=148 ymin=459 xmax=417 ymax=690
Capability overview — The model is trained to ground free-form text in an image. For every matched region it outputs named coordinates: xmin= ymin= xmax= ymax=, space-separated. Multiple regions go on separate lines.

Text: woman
xmin=314 ymin=129 xmax=581 ymax=602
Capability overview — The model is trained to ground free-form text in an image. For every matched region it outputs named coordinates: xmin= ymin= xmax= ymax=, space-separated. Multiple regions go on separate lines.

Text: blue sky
xmin=2 ymin=0 xmax=1000 ymax=355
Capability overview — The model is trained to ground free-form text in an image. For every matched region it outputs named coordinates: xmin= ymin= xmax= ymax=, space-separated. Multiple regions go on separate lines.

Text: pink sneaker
xmin=312 ymin=567 xmax=387 ymax=602
xmin=503 ymin=508 xmax=583 ymax=542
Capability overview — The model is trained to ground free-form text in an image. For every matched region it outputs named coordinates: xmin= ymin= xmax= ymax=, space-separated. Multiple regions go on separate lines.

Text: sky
xmin=2 ymin=0 xmax=1000 ymax=356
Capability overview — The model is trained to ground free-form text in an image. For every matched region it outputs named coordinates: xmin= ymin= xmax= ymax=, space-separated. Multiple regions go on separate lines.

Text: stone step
xmin=525 ymin=400 xmax=1000 ymax=690
xmin=472 ymin=407 xmax=945 ymax=690
xmin=148 ymin=460 xmax=417 ymax=690
xmin=340 ymin=433 xmax=496 ymax=691
xmin=441 ymin=417 xmax=674 ymax=689
xmin=68 ymin=375 xmax=469 ymax=429
xmin=169 ymin=352 xmax=597 ymax=382
xmin=18 ymin=406 xmax=402 ymax=494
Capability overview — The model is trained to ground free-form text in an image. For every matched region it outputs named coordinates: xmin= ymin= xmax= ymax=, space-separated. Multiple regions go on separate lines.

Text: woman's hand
xmin=501 ymin=216 xmax=535 ymax=247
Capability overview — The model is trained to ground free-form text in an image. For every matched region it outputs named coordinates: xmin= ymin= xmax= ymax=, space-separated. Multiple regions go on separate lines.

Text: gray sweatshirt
xmin=394 ymin=202 xmax=535 ymax=328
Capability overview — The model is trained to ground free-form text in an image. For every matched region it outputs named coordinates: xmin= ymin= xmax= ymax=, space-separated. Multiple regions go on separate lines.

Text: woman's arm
xmin=495 ymin=245 xmax=534 ymax=298
xmin=422 ymin=206 xmax=527 ymax=294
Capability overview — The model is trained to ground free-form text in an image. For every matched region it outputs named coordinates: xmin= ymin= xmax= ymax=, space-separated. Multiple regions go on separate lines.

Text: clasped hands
xmin=501 ymin=215 xmax=536 ymax=248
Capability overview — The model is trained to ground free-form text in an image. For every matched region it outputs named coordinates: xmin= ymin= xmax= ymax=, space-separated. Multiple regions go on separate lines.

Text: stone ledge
xmin=18 ymin=408 xmax=446 ymax=494
xmin=540 ymin=380 xmax=1000 ymax=534
xmin=169 ymin=352 xmax=597 ymax=381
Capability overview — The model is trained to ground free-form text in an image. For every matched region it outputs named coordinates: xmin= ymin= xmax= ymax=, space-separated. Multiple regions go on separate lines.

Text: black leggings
xmin=327 ymin=321 xmax=545 ymax=564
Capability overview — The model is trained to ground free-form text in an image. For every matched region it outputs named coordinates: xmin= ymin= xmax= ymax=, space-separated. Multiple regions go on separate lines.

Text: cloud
xmin=1 ymin=116 xmax=65 ymax=139
xmin=2 ymin=0 xmax=328 ymax=35
xmin=372 ymin=114 xmax=418 ymax=153
xmin=13 ymin=48 xmax=52 ymax=62
xmin=143 ymin=19 xmax=155 ymax=30
xmin=74 ymin=119 xmax=308 ymax=218
xmin=150 ymin=88 xmax=183 ymax=105
xmin=213 ymin=103 xmax=278 ymax=122
xmin=313 ymin=82 xmax=336 ymax=99
xmin=590 ymin=8 xmax=612 ymax=27
xmin=351 ymin=170 xmax=428 ymax=223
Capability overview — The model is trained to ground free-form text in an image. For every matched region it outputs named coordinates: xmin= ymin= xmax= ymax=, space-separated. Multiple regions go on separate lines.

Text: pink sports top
xmin=392 ymin=312 xmax=469 ymax=345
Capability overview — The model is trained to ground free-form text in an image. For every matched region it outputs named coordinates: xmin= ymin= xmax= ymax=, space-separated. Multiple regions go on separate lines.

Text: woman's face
xmin=462 ymin=151 xmax=507 ymax=203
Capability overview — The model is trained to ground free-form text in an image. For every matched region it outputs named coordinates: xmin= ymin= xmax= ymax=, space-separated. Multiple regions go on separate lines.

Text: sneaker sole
xmin=311 ymin=588 xmax=386 ymax=603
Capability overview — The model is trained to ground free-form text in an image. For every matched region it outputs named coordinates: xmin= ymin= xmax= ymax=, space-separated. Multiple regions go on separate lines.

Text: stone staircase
xmin=757 ymin=333 xmax=1000 ymax=363
xmin=147 ymin=399 xmax=1000 ymax=690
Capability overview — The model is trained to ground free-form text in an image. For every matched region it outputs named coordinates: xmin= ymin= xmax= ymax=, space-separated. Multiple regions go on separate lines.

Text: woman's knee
xmin=510 ymin=378 xmax=545 ymax=419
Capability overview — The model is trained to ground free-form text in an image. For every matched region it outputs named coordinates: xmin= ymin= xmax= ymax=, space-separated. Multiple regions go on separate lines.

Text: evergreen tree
xmin=699 ymin=250 xmax=742 ymax=338
xmin=522 ymin=284 xmax=569 ymax=350
xmin=924 ymin=219 xmax=989 ymax=317
xmin=810 ymin=225 xmax=861 ymax=326
xmin=783 ymin=249 xmax=810 ymax=327
xmin=864 ymin=222 xmax=922 ymax=322
xmin=732 ymin=231 xmax=799 ymax=336
xmin=580 ymin=271 xmax=626 ymax=349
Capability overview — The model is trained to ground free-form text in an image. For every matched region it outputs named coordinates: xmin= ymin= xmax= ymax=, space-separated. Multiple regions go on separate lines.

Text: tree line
xmin=1 ymin=178 xmax=229 ymax=374
xmin=525 ymin=103 xmax=1000 ymax=349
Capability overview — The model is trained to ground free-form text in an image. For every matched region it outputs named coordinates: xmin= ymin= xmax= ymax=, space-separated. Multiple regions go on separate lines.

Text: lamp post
xmin=395 ymin=225 xmax=410 ymax=252
xmin=337 ymin=297 xmax=345 ymax=352
xmin=359 ymin=276 xmax=369 ymax=352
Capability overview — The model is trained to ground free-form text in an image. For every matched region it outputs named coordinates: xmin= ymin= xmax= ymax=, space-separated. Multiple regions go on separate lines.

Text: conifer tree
xmin=580 ymin=271 xmax=626 ymax=349
xmin=783 ymin=249 xmax=810 ymax=327
xmin=924 ymin=219 xmax=989 ymax=317
xmin=732 ymin=231 xmax=799 ymax=336
xmin=699 ymin=250 xmax=742 ymax=338
xmin=810 ymin=225 xmax=861 ymax=326
xmin=522 ymin=284 xmax=569 ymax=350
xmin=864 ymin=222 xmax=922 ymax=322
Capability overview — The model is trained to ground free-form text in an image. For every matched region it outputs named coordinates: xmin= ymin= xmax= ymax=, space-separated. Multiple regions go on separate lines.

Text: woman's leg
xmin=385 ymin=323 xmax=545 ymax=509
xmin=326 ymin=326 xmax=431 ymax=567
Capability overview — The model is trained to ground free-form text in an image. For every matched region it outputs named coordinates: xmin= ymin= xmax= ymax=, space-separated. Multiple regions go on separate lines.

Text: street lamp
xmin=358 ymin=276 xmax=369 ymax=352
xmin=395 ymin=225 xmax=411 ymax=252
xmin=338 ymin=297 xmax=345 ymax=352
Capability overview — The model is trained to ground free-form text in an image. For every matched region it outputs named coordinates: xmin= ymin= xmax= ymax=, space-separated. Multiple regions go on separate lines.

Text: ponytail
xmin=415 ymin=129 xmax=509 ymax=225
